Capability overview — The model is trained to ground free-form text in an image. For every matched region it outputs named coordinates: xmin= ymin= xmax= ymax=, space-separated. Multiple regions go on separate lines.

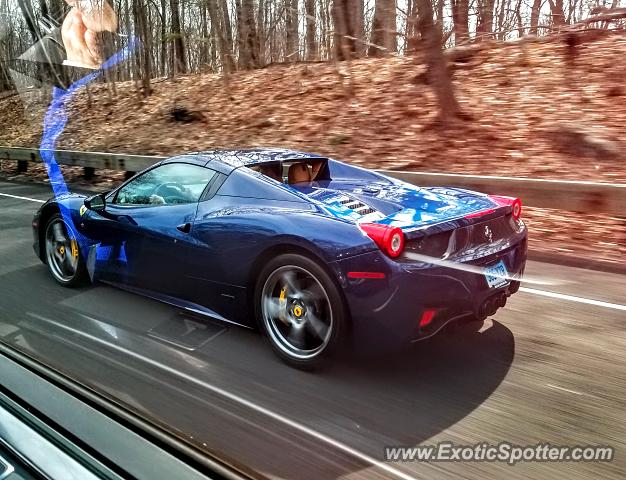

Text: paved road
xmin=1 ymin=180 xmax=625 ymax=480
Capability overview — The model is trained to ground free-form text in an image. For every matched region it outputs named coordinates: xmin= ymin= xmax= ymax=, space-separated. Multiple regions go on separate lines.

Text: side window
xmin=113 ymin=163 xmax=216 ymax=206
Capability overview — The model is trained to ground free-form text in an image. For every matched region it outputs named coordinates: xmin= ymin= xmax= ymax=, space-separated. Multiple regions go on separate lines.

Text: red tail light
xmin=347 ymin=271 xmax=386 ymax=279
xmin=359 ymin=223 xmax=405 ymax=258
xmin=419 ymin=309 xmax=436 ymax=328
xmin=489 ymin=195 xmax=522 ymax=220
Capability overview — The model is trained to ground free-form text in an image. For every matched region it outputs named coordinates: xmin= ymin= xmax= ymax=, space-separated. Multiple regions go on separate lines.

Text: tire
xmin=43 ymin=213 xmax=88 ymax=287
xmin=254 ymin=253 xmax=347 ymax=369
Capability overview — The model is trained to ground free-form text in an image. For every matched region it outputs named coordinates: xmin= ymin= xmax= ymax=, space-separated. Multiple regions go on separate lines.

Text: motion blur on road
xmin=1 ymin=0 xmax=626 ymax=479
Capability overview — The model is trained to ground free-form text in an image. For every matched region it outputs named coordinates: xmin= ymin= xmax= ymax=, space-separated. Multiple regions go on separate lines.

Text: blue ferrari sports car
xmin=33 ymin=148 xmax=527 ymax=367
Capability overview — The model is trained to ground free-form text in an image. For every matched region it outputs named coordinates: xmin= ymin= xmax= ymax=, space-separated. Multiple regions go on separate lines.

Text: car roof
xmin=162 ymin=148 xmax=327 ymax=172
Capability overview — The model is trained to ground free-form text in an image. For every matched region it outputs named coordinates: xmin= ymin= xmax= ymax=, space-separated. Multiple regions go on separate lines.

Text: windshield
xmin=0 ymin=1 xmax=624 ymax=479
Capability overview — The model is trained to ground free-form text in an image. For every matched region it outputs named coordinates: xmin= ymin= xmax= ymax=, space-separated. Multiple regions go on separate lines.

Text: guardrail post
xmin=83 ymin=167 xmax=95 ymax=180
xmin=17 ymin=160 xmax=28 ymax=173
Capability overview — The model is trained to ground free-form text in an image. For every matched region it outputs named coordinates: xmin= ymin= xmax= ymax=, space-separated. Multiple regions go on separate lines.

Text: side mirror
xmin=84 ymin=193 xmax=106 ymax=212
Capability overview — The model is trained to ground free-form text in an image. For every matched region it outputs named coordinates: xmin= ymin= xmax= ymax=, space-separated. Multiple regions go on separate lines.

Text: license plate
xmin=484 ymin=260 xmax=509 ymax=288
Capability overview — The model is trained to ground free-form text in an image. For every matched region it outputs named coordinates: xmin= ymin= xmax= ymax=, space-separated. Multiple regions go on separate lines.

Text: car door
xmin=84 ymin=162 xmax=217 ymax=297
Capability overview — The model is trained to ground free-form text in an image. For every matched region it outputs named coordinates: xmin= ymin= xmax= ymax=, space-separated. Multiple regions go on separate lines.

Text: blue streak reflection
xmin=39 ymin=36 xmax=140 ymax=272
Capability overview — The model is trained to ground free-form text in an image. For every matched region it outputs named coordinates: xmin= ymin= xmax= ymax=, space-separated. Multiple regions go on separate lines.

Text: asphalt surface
xmin=1 ymin=180 xmax=625 ymax=480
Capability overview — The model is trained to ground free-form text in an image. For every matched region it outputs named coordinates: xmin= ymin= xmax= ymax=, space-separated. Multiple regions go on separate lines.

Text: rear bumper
xmin=335 ymin=234 xmax=527 ymax=351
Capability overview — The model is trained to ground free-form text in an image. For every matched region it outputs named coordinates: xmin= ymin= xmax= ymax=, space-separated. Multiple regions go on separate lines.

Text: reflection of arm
xmin=67 ymin=0 xmax=118 ymax=33
xmin=62 ymin=0 xmax=118 ymax=68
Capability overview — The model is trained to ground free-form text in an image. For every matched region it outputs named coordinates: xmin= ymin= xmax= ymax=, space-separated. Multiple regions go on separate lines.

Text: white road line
xmin=0 ymin=192 xmax=45 ymax=203
xmin=520 ymin=287 xmax=626 ymax=312
xmin=546 ymin=384 xmax=584 ymax=396
xmin=28 ymin=313 xmax=422 ymax=480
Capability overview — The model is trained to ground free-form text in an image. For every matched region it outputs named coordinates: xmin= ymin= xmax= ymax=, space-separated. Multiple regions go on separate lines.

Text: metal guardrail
xmin=1 ymin=146 xmax=625 ymax=214
xmin=0 ymin=147 xmax=163 ymax=173
xmin=386 ymin=171 xmax=626 ymax=214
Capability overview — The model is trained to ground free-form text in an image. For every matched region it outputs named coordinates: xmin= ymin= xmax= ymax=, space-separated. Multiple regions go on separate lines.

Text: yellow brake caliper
xmin=70 ymin=239 xmax=79 ymax=260
xmin=279 ymin=285 xmax=288 ymax=323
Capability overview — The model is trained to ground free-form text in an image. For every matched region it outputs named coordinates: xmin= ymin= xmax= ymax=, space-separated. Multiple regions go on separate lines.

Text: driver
xmin=149 ymin=194 xmax=166 ymax=205
xmin=151 ymin=183 xmax=195 ymax=204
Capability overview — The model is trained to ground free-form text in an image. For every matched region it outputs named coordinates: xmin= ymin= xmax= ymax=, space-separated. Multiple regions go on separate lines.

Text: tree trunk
xmin=200 ymin=1 xmax=209 ymax=67
xmin=305 ymin=0 xmax=317 ymax=60
xmin=369 ymin=0 xmax=397 ymax=56
xmin=160 ymin=0 xmax=167 ymax=75
xmin=548 ymin=0 xmax=566 ymax=27
xmin=285 ymin=0 xmax=299 ymax=61
xmin=450 ymin=0 xmax=469 ymax=45
xmin=331 ymin=0 xmax=365 ymax=60
xmin=207 ymin=0 xmax=234 ymax=72
xmin=219 ymin=0 xmax=235 ymax=68
xmin=237 ymin=0 xmax=260 ymax=69
xmin=320 ymin=0 xmax=332 ymax=59
xmin=515 ymin=0 xmax=524 ymax=37
xmin=405 ymin=0 xmax=419 ymax=53
xmin=529 ymin=0 xmax=542 ymax=35
xmin=132 ymin=0 xmax=152 ymax=95
xmin=496 ymin=0 xmax=507 ymax=40
xmin=415 ymin=0 xmax=462 ymax=122
xmin=169 ymin=0 xmax=187 ymax=74
xmin=476 ymin=0 xmax=496 ymax=41
xmin=258 ymin=0 xmax=266 ymax=63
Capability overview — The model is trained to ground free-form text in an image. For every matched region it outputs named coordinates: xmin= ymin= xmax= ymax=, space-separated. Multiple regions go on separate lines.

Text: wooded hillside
xmin=2 ymin=29 xmax=626 ymax=183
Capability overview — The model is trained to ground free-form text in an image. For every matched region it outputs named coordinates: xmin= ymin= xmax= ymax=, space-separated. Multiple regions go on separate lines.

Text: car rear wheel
xmin=255 ymin=253 xmax=347 ymax=369
xmin=44 ymin=213 xmax=87 ymax=287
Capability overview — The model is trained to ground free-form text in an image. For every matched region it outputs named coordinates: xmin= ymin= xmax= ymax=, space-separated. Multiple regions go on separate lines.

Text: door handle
xmin=176 ymin=222 xmax=192 ymax=234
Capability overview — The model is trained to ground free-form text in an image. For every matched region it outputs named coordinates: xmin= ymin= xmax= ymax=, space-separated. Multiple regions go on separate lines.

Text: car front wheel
xmin=255 ymin=253 xmax=347 ymax=369
xmin=44 ymin=213 xmax=87 ymax=287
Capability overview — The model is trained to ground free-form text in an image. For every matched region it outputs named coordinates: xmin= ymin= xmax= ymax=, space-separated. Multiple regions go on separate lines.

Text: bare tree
xmin=237 ymin=0 xmax=260 ymax=69
xmin=369 ymin=0 xmax=397 ymax=56
xmin=285 ymin=0 xmax=299 ymax=61
xmin=132 ymin=0 xmax=152 ymax=95
xmin=415 ymin=0 xmax=462 ymax=122
xmin=207 ymin=0 xmax=234 ymax=72
xmin=331 ymin=0 xmax=365 ymax=60
xmin=169 ymin=0 xmax=187 ymax=74
xmin=318 ymin=0 xmax=328 ymax=58
xmin=257 ymin=0 xmax=266 ymax=62
xmin=548 ymin=0 xmax=567 ymax=26
xmin=530 ymin=0 xmax=543 ymax=35
xmin=405 ymin=0 xmax=420 ymax=52
xmin=450 ymin=0 xmax=469 ymax=44
xmin=305 ymin=0 xmax=317 ymax=60
xmin=496 ymin=0 xmax=508 ymax=39
xmin=476 ymin=0 xmax=496 ymax=40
